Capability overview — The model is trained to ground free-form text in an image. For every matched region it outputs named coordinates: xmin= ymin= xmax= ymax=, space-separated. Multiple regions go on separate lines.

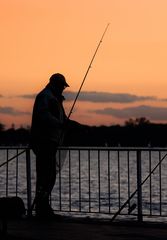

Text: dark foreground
xmin=2 ymin=217 xmax=167 ymax=240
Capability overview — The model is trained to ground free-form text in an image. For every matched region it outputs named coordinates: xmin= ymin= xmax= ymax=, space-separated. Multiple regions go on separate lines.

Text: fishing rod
xmin=67 ymin=23 xmax=110 ymax=119
xmin=110 ymin=151 xmax=167 ymax=222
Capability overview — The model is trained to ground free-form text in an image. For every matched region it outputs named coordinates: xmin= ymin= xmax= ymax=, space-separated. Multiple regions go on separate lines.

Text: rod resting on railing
xmin=110 ymin=151 xmax=167 ymax=222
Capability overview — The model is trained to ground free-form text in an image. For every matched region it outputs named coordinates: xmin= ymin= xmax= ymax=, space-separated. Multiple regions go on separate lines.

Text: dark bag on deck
xmin=0 ymin=196 xmax=25 ymax=218
xmin=0 ymin=197 xmax=25 ymax=236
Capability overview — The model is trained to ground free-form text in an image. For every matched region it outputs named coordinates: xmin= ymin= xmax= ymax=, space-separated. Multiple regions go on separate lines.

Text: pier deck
xmin=2 ymin=217 xmax=167 ymax=240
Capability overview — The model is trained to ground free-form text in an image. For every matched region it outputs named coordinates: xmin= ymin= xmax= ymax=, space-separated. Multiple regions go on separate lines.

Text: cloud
xmin=93 ymin=105 xmax=167 ymax=121
xmin=161 ymin=98 xmax=167 ymax=102
xmin=18 ymin=91 xmax=157 ymax=103
xmin=18 ymin=94 xmax=36 ymax=99
xmin=0 ymin=107 xmax=30 ymax=116
xmin=64 ymin=91 xmax=156 ymax=103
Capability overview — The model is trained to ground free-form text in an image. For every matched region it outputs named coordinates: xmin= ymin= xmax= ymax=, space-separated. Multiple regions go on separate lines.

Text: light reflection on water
xmin=0 ymin=149 xmax=167 ymax=220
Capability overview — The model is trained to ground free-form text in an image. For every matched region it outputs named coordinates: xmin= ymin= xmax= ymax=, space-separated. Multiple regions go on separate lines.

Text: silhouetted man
xmin=30 ymin=73 xmax=80 ymax=218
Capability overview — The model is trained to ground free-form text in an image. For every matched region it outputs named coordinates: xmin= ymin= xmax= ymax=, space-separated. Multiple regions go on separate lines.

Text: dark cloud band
xmin=93 ymin=105 xmax=167 ymax=121
xmin=17 ymin=91 xmax=158 ymax=103
xmin=64 ymin=91 xmax=156 ymax=103
xmin=0 ymin=107 xmax=30 ymax=116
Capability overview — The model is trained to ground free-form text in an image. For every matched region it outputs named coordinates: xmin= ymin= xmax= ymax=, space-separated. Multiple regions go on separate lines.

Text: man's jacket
xmin=30 ymin=85 xmax=66 ymax=146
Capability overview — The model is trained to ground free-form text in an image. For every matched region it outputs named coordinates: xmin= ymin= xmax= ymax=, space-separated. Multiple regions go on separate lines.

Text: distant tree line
xmin=0 ymin=118 xmax=167 ymax=147
xmin=0 ymin=124 xmax=30 ymax=146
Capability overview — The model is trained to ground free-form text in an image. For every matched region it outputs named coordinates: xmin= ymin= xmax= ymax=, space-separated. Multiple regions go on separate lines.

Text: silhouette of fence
xmin=0 ymin=146 xmax=167 ymax=222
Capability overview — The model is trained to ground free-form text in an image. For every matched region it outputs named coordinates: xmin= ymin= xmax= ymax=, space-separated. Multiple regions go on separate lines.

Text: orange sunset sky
xmin=1 ymin=0 xmax=167 ymax=128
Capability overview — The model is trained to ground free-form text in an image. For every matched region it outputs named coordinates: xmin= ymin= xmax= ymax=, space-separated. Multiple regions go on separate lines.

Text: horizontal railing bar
xmin=1 ymin=146 xmax=167 ymax=151
xmin=0 ymin=145 xmax=29 ymax=150
xmin=58 ymin=146 xmax=167 ymax=151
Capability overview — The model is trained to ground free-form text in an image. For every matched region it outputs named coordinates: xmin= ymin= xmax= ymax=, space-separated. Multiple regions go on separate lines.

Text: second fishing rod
xmin=110 ymin=151 xmax=167 ymax=222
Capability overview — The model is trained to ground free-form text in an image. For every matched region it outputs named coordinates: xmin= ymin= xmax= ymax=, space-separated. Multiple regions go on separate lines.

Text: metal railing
xmin=0 ymin=146 xmax=167 ymax=222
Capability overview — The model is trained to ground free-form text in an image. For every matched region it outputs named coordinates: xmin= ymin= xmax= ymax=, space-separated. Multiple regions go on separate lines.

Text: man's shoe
xmin=35 ymin=206 xmax=64 ymax=220
xmin=36 ymin=212 xmax=64 ymax=221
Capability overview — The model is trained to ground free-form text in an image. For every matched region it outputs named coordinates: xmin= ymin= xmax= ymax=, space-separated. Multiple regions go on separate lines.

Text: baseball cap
xmin=49 ymin=73 xmax=69 ymax=87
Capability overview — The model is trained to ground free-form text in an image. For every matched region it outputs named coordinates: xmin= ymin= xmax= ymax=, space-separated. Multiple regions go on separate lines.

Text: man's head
xmin=49 ymin=73 xmax=69 ymax=90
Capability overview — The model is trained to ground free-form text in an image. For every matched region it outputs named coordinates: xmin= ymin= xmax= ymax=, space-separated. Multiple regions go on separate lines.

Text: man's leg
xmin=35 ymin=142 xmax=57 ymax=217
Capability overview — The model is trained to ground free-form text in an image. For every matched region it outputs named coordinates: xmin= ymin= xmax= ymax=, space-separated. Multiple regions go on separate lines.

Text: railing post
xmin=26 ymin=148 xmax=32 ymax=216
xmin=137 ymin=150 xmax=143 ymax=222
